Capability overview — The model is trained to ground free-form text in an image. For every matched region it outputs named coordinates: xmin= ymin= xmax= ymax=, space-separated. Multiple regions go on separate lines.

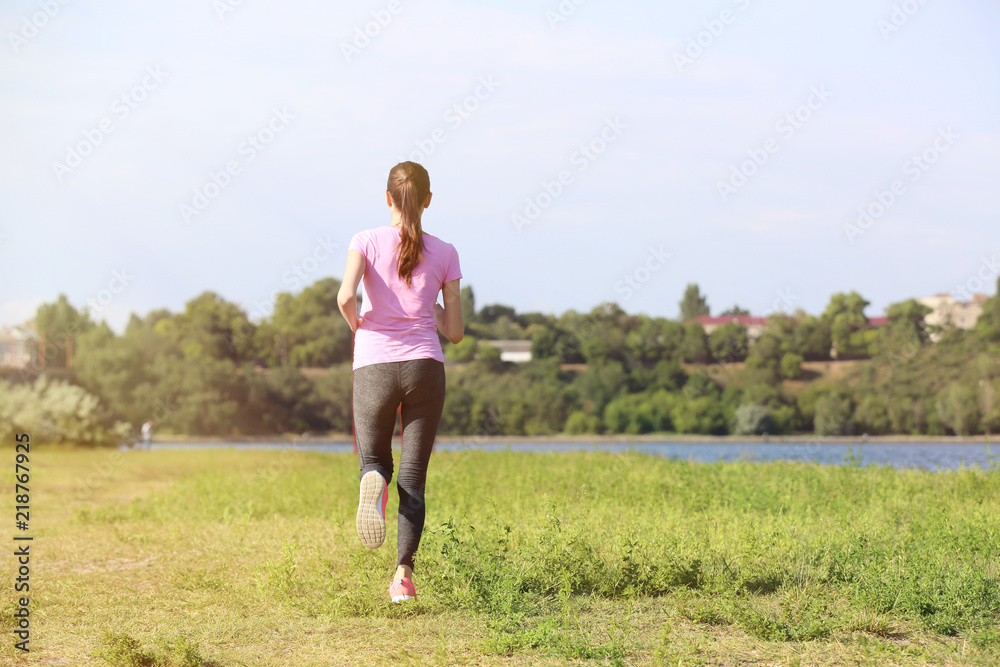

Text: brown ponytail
xmin=387 ymin=161 xmax=430 ymax=288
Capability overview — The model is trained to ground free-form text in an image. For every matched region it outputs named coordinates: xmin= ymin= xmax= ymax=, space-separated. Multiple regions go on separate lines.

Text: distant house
xmin=483 ymin=339 xmax=533 ymax=363
xmin=0 ymin=325 xmax=39 ymax=369
xmin=688 ymin=315 xmax=768 ymax=342
xmin=917 ymin=293 xmax=986 ymax=340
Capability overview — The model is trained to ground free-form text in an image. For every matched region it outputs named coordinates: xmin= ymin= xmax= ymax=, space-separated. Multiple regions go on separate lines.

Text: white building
xmin=0 ymin=325 xmax=39 ymax=369
xmin=917 ymin=293 xmax=987 ymax=340
xmin=484 ymin=339 xmax=533 ymax=363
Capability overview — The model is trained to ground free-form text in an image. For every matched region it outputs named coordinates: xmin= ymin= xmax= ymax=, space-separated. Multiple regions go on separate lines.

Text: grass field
xmin=3 ymin=444 xmax=999 ymax=666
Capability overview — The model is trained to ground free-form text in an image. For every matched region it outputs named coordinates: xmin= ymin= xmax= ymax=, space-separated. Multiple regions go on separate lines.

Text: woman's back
xmin=349 ymin=225 xmax=461 ymax=369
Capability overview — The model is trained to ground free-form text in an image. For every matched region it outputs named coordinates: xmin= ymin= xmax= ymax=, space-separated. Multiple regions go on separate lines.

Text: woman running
xmin=336 ymin=161 xmax=464 ymax=603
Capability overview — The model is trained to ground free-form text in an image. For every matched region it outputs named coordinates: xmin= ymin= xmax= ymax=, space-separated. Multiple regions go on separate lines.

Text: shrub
xmin=779 ymin=353 xmax=803 ymax=380
xmin=733 ymin=404 xmax=774 ymax=436
xmin=0 ymin=376 xmax=131 ymax=446
xmin=814 ymin=393 xmax=854 ymax=436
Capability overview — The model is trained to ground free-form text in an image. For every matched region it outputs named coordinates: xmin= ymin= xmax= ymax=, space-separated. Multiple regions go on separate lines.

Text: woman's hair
xmin=387 ymin=161 xmax=430 ymax=288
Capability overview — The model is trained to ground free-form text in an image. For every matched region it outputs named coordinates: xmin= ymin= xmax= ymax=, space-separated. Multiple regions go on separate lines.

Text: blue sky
xmin=2 ymin=0 xmax=998 ymax=332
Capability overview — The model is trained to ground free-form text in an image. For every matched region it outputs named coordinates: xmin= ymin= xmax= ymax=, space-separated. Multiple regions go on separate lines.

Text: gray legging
xmin=352 ymin=357 xmax=446 ymax=571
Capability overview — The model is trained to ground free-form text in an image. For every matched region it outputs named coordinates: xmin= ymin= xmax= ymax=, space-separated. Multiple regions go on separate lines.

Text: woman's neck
xmin=390 ymin=219 xmax=422 ymax=231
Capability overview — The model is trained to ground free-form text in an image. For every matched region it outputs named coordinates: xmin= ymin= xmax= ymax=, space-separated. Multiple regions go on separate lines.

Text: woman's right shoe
xmin=356 ymin=471 xmax=388 ymax=549
xmin=389 ymin=577 xmax=417 ymax=603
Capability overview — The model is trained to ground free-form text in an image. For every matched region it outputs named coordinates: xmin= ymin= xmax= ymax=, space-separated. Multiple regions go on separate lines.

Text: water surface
xmin=146 ymin=440 xmax=998 ymax=471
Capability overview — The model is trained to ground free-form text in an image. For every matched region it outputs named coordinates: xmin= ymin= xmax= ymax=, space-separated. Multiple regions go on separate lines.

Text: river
xmin=145 ymin=440 xmax=998 ymax=471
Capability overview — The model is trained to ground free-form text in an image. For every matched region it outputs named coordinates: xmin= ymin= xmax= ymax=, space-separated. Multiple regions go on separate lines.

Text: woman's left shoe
xmin=356 ymin=470 xmax=388 ymax=549
xmin=389 ymin=577 xmax=417 ymax=603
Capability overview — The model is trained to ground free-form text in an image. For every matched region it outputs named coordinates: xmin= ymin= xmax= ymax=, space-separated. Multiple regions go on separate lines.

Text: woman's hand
xmin=438 ymin=279 xmax=464 ymax=344
xmin=337 ymin=249 xmax=366 ymax=332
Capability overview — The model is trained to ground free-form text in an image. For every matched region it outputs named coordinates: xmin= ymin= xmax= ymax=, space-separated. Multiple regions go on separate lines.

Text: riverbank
xmin=146 ymin=432 xmax=997 ymax=445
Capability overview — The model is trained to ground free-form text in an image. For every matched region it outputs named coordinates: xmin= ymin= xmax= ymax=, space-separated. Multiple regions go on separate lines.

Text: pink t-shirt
xmin=348 ymin=225 xmax=462 ymax=370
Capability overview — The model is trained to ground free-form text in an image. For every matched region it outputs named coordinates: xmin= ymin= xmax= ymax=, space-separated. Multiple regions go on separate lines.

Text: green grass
xmin=4 ymin=445 xmax=999 ymax=665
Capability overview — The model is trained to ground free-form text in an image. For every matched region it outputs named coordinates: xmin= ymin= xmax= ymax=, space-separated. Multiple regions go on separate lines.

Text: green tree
xmin=814 ymin=393 xmax=854 ymax=435
xmin=680 ymin=283 xmax=710 ymax=321
xmin=602 ymin=391 xmax=674 ymax=434
xmin=745 ymin=332 xmax=784 ymax=383
xmin=885 ymin=299 xmax=933 ymax=345
xmin=936 ymin=381 xmax=981 ymax=435
xmin=979 ymin=378 xmax=1000 ymax=434
xmin=446 ymin=335 xmax=478 ymax=363
xmin=164 ymin=291 xmax=255 ymax=363
xmin=792 ymin=315 xmax=832 ymax=360
xmin=474 ymin=341 xmax=504 ymax=373
xmin=564 ymin=410 xmax=603 ymax=434
xmin=530 ymin=327 xmax=567 ymax=361
xmin=823 ymin=291 xmax=870 ymax=359
xmin=625 ymin=317 xmax=675 ymax=366
xmin=679 ymin=322 xmax=710 ymax=363
xmin=477 ymin=304 xmax=519 ymax=325
xmin=574 ymin=303 xmax=631 ymax=364
xmin=854 ymin=394 xmax=891 ymax=435
xmin=780 ymin=353 xmax=804 ymax=380
xmin=623 ymin=318 xmax=685 ymax=365
xmin=74 ymin=317 xmax=182 ymax=428
xmin=672 ymin=395 xmax=726 ymax=434
xmin=573 ymin=359 xmax=627 ymax=416
xmin=974 ymin=278 xmax=1000 ymax=341
xmin=720 ymin=304 xmax=750 ymax=316
xmin=708 ymin=322 xmax=749 ymax=363
xmin=270 ymin=278 xmax=352 ymax=367
xmin=460 ymin=285 xmax=476 ymax=329
xmin=764 ymin=313 xmax=797 ymax=349
xmin=35 ymin=294 xmax=94 ymax=367
xmin=312 ymin=363 xmax=354 ymax=434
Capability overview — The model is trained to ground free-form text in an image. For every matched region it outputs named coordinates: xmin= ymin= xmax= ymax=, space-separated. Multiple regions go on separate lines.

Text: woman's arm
xmin=337 ymin=249 xmax=366 ymax=333
xmin=434 ymin=278 xmax=464 ymax=344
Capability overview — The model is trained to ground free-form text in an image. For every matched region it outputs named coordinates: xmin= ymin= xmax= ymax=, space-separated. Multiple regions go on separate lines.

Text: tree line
xmin=4 ymin=277 xmax=1000 ymax=444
